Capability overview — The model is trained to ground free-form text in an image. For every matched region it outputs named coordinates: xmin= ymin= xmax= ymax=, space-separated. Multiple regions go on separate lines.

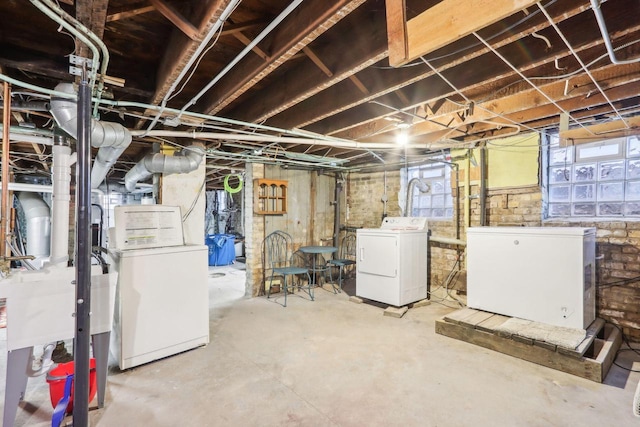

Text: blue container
xmin=206 ymin=234 xmax=236 ymax=266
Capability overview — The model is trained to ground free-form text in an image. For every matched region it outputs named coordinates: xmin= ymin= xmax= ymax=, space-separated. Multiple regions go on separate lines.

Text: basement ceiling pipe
xmin=124 ymin=143 xmax=206 ymax=192
xmin=50 ymin=83 xmax=132 ymax=189
xmin=590 ymin=0 xmax=640 ymax=65
xmin=16 ymin=192 xmax=50 ymax=269
xmin=49 ymin=138 xmax=75 ymax=268
xmin=130 ymin=130 xmax=431 ymax=149
xmin=143 ymin=0 xmax=242 ymax=135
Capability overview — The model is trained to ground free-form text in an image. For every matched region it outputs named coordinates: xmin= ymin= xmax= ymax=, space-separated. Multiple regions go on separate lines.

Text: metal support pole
xmin=2 ymin=82 xmax=10 ymax=257
xmin=73 ymin=71 xmax=92 ymax=427
xmin=479 ymin=147 xmax=487 ymax=226
xmin=332 ymin=177 xmax=342 ymax=248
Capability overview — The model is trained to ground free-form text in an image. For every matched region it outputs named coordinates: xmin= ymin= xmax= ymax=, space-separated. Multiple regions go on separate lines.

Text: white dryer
xmin=356 ymin=217 xmax=429 ymax=306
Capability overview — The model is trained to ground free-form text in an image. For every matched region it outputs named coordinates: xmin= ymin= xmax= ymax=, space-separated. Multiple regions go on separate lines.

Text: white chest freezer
xmin=466 ymin=227 xmax=596 ymax=329
xmin=356 ymin=217 xmax=429 ymax=306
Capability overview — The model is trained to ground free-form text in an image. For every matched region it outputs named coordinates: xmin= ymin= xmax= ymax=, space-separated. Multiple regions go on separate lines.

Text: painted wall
xmin=161 ymin=157 xmax=206 ymax=245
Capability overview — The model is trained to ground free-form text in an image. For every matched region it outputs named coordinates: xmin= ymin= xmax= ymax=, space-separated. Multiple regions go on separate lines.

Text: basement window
xmin=546 ymin=134 xmax=640 ymax=218
xmin=406 ymin=158 xmax=454 ymax=220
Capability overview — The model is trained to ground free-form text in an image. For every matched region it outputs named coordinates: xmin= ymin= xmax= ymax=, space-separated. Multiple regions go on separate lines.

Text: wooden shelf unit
xmin=254 ymin=179 xmax=288 ymax=215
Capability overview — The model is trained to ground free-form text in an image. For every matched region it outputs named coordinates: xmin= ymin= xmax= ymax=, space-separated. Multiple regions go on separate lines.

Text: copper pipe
xmin=1 ymin=82 xmax=10 ymax=257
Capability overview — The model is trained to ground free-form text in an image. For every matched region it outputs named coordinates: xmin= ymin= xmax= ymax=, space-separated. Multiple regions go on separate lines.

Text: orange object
xmin=46 ymin=358 xmax=97 ymax=413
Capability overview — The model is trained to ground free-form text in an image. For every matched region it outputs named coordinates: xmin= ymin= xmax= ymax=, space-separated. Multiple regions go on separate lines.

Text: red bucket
xmin=46 ymin=358 xmax=97 ymax=413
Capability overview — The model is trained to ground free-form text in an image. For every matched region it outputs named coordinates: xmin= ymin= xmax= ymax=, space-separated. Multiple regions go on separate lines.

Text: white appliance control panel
xmin=379 ymin=216 xmax=428 ymax=230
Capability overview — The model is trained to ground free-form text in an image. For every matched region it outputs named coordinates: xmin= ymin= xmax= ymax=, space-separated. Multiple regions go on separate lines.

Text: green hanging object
xmin=224 ymin=174 xmax=243 ymax=194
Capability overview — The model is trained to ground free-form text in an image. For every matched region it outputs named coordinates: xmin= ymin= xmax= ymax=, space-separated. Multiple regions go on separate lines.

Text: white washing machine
xmin=109 ymin=205 xmax=210 ymax=369
xmin=356 ymin=217 xmax=429 ymax=306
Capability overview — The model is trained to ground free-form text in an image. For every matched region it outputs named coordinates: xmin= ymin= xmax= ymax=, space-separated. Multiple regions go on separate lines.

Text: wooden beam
xmin=145 ymin=0 xmax=234 ymax=124
xmin=349 ymin=75 xmax=369 ymax=95
xmin=220 ymin=20 xmax=268 ymax=36
xmin=302 ymin=47 xmax=333 ymax=77
xmin=366 ymin=64 xmax=640 ymax=143
xmin=310 ymin=11 xmax=640 ymax=136
xmin=107 ymin=4 xmax=156 ymax=23
xmin=226 ymin=2 xmax=386 ymax=123
xmin=201 ymin=0 xmax=366 ymax=115
xmin=560 ymin=116 xmax=640 ymax=144
xmin=75 ymin=0 xmax=109 ymax=58
xmin=385 ymin=0 xmax=408 ymax=67
xmin=31 ymin=143 xmax=49 ymax=172
xmin=149 ymin=0 xmax=199 ymax=41
xmin=233 ymin=32 xmax=269 ymax=61
xmin=272 ymin=0 xmax=602 ymax=132
xmin=388 ymin=0 xmax=539 ymax=67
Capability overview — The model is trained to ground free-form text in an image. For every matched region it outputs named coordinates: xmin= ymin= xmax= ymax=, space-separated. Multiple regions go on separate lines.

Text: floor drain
xmin=210 ymin=273 xmax=226 ymax=278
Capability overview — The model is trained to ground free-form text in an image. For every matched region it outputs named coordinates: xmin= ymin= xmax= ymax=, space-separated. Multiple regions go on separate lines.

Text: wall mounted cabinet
xmin=254 ymin=179 xmax=288 ymax=215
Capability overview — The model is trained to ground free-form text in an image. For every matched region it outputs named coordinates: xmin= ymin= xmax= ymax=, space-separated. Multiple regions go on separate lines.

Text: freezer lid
xmin=467 ymin=226 xmax=595 ymax=237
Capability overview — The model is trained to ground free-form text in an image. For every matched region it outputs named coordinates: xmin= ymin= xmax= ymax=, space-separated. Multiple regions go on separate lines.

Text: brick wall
xmin=346 ymin=171 xmax=402 ymax=228
xmin=348 ymin=170 xmax=640 ymax=341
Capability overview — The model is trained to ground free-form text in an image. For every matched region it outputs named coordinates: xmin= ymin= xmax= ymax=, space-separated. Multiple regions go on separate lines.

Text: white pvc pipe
xmin=29 ymin=0 xmax=100 ymax=91
xmin=0 ymin=182 xmax=53 ymax=193
xmin=143 ymin=0 xmax=243 ymax=135
xmin=537 ymin=2 xmax=628 ymax=127
xmin=38 ymin=0 xmax=110 ymax=115
xmin=178 ymin=0 xmax=304 ymax=116
xmin=0 ymin=73 xmax=361 ymax=146
xmin=590 ymin=0 xmax=640 ymax=65
xmin=49 ymin=144 xmax=72 ymax=267
xmin=130 ymin=130 xmax=426 ymax=149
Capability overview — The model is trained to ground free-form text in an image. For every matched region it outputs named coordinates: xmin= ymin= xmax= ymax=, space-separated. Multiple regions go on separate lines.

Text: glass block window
xmin=407 ymin=157 xmax=454 ymax=219
xmin=547 ymin=135 xmax=640 ymax=218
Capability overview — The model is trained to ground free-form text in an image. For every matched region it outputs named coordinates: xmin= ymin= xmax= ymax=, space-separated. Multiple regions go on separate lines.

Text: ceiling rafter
xmin=106 ymin=2 xmax=155 ymax=23
xmin=303 ymin=12 xmax=640 ymax=136
xmin=149 ymin=0 xmax=199 ymax=41
xmin=200 ymin=0 xmax=367 ymax=115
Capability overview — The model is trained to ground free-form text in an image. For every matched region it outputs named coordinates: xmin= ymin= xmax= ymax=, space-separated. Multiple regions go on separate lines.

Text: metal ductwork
xmin=49 ymin=83 xmax=132 ymax=189
xmin=16 ymin=192 xmax=50 ymax=269
xmin=124 ymin=143 xmax=206 ymax=192
xmin=404 ymin=177 xmax=430 ymax=217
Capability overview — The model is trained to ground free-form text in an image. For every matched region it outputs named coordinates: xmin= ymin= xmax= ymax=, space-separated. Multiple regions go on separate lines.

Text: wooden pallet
xmin=435 ymin=308 xmax=622 ymax=383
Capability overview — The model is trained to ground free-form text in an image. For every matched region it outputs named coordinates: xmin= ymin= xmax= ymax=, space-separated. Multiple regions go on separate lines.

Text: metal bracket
xmin=69 ymin=55 xmax=94 ymax=76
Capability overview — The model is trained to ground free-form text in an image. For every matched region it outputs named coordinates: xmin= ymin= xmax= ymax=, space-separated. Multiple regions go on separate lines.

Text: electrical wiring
xmin=597 ymin=276 xmax=640 ymax=289
xmin=182 ymin=178 xmax=206 ymax=222
xmin=426 ymin=254 xmax=465 ymax=308
xmin=167 ymin=16 xmax=228 ymax=102
xmin=606 ymin=322 xmax=640 ymax=372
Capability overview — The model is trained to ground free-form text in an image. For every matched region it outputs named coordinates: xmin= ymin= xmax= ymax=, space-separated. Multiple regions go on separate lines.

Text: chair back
xmin=262 ymin=230 xmax=293 ymax=271
xmin=340 ymin=233 xmax=357 ymax=261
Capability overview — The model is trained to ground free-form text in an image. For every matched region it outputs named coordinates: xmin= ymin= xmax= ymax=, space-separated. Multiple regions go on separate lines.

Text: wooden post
xmin=1 ymin=82 xmax=10 ymax=257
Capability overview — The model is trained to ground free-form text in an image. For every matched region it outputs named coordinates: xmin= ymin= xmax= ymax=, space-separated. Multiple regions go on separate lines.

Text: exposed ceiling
xmin=0 ymin=0 xmax=639 ymax=189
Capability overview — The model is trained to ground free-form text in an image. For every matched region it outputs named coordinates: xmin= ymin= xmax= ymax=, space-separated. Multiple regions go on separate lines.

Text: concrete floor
xmin=2 ymin=263 xmax=640 ymax=426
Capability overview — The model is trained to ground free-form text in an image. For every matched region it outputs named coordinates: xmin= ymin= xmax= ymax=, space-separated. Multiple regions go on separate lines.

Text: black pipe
xmin=11 ymin=100 xmax=51 ymax=111
xmin=332 ymin=176 xmax=342 ymax=248
xmin=91 ymin=203 xmax=104 ymax=248
xmin=73 ymin=73 xmax=92 ymax=427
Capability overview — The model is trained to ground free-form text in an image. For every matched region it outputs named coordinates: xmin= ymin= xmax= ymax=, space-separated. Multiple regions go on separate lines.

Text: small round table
xmin=299 ymin=246 xmax=337 ymax=288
